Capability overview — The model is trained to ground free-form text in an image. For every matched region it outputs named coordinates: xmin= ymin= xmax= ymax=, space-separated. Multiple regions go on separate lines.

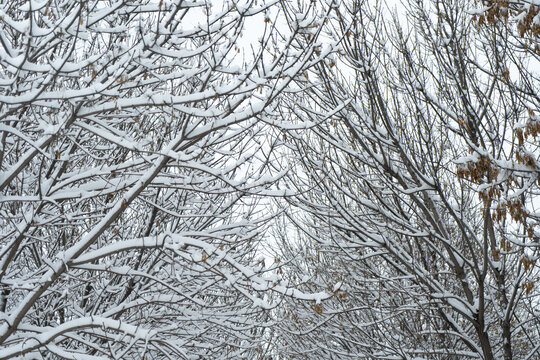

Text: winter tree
xmin=274 ymin=0 xmax=540 ymax=358
xmin=0 ymin=0 xmax=327 ymax=358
